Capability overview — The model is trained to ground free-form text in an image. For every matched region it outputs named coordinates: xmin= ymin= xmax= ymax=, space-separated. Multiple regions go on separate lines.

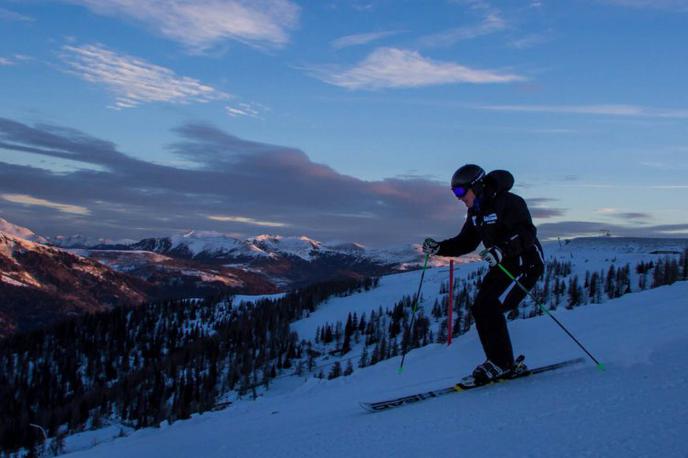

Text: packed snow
xmin=62 ymin=237 xmax=688 ymax=458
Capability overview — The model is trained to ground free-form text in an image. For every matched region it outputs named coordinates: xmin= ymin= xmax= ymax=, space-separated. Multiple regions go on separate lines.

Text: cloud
xmin=331 ymin=31 xmax=401 ymax=50
xmin=602 ymin=0 xmax=688 ymax=12
xmin=0 ymin=54 xmax=32 ymax=66
xmin=1 ymin=194 xmax=91 ymax=215
xmin=477 ymin=104 xmax=688 ymax=118
xmin=61 ymin=0 xmax=300 ymax=50
xmin=60 ymin=44 xmax=229 ymax=109
xmin=538 ymin=221 xmax=688 ymax=240
xmin=225 ymin=102 xmax=267 ymax=118
xmin=0 ymin=7 xmax=34 ymax=22
xmin=508 ymin=33 xmax=549 ymax=50
xmin=527 ymin=198 xmax=567 ymax=219
xmin=308 ymin=47 xmax=526 ymax=90
xmin=418 ymin=11 xmax=506 ymax=48
xmin=639 ymin=159 xmax=688 ymax=171
xmin=208 ymin=215 xmax=288 ymax=227
xmin=0 ymin=117 xmax=567 ymax=245
xmin=596 ymin=208 xmax=652 ymax=221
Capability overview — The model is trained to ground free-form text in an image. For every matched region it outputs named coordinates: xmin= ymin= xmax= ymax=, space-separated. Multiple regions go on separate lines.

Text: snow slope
xmin=0 ymin=218 xmax=47 ymax=243
xmin=67 ymin=279 xmax=688 ymax=457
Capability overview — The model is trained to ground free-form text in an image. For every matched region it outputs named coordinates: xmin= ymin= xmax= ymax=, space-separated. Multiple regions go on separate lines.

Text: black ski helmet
xmin=451 ymin=164 xmax=485 ymax=196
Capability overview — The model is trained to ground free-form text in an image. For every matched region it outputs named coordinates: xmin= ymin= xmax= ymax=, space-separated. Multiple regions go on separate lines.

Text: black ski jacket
xmin=436 ymin=170 xmax=543 ymax=264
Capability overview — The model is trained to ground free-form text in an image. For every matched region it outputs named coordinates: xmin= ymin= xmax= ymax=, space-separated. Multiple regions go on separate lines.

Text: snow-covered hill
xmin=55 ymin=235 xmax=688 ymax=458
xmin=65 ymin=280 xmax=688 ymax=458
xmin=0 ymin=218 xmax=47 ymax=244
xmin=0 ymin=232 xmax=152 ymax=337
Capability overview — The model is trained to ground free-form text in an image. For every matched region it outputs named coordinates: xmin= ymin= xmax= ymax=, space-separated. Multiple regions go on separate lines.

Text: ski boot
xmin=503 ymin=355 xmax=528 ymax=379
xmin=471 ymin=360 xmax=509 ymax=385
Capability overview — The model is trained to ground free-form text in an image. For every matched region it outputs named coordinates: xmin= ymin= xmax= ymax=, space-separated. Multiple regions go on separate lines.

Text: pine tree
xmin=616 ymin=265 xmax=631 ymax=296
xmin=343 ymin=360 xmax=354 ymax=377
xmin=342 ymin=315 xmax=353 ymax=355
xmin=328 ymin=362 xmax=342 ymax=380
xmin=566 ymin=276 xmax=582 ymax=309
xmin=605 ymin=265 xmax=616 ymax=298
xmin=552 ymin=277 xmax=561 ymax=309
xmin=432 ymin=298 xmax=442 ymax=320
xmin=436 ymin=319 xmax=448 ymax=343
xmin=588 ymin=271 xmax=599 ymax=303
xmin=358 ymin=346 xmax=369 ymax=368
xmin=652 ymin=259 xmax=665 ymax=288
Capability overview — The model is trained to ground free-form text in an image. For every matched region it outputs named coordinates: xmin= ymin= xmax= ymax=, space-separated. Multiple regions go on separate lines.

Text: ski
xmin=360 ymin=356 xmax=586 ymax=413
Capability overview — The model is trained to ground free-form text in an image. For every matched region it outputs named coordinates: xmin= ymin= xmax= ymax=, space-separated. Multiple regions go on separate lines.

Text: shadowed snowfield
xmin=68 ymin=279 xmax=688 ymax=457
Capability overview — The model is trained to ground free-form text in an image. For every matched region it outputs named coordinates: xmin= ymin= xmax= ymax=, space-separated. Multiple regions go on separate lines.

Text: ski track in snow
xmin=68 ymin=281 xmax=688 ymax=458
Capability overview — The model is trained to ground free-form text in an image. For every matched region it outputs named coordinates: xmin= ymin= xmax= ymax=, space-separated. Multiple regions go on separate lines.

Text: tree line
xmin=310 ymin=250 xmax=688 ymax=379
xmin=0 ymin=277 xmax=379 ymax=455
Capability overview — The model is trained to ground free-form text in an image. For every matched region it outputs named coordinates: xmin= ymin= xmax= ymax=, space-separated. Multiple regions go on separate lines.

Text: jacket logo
xmin=484 ymin=213 xmax=498 ymax=224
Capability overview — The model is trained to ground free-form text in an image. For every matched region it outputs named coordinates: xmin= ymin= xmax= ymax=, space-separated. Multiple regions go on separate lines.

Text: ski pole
xmin=496 ymin=263 xmax=605 ymax=371
xmin=398 ymin=253 xmax=430 ymax=373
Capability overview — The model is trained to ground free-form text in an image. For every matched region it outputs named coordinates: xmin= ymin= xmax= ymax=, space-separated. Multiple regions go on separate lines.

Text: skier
xmin=422 ymin=164 xmax=544 ymax=385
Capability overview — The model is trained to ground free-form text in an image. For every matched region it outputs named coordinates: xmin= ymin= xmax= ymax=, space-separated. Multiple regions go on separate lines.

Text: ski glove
xmin=480 ymin=246 xmax=503 ymax=267
xmin=422 ymin=238 xmax=440 ymax=255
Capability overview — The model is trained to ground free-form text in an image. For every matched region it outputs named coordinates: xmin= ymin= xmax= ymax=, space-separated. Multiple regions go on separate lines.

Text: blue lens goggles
xmin=452 ymin=186 xmax=469 ymax=198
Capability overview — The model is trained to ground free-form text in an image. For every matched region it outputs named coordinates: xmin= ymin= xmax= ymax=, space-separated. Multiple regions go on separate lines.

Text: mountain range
xmin=0 ymin=218 xmax=424 ymax=337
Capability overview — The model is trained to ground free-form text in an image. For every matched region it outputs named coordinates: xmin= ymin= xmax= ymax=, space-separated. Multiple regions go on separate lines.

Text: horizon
xmin=3 ymin=216 xmax=688 ymax=252
xmin=1 ymin=1 xmax=687 ymax=248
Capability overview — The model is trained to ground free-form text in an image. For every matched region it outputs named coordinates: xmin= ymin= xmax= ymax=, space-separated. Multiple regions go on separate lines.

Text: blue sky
xmin=0 ymin=0 xmax=686 ymax=246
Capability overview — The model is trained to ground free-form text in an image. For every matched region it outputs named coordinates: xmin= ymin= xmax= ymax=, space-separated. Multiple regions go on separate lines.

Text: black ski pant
xmin=471 ymin=254 xmax=544 ymax=370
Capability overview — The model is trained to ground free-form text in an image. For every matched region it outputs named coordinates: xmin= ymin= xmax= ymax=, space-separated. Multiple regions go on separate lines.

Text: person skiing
xmin=422 ymin=164 xmax=544 ymax=385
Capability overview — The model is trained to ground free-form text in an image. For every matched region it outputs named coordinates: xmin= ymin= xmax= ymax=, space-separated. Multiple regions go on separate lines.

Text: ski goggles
xmin=452 ymin=186 xmax=469 ymax=198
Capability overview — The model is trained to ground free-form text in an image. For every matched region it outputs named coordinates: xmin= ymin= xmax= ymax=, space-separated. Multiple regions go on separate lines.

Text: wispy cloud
xmin=308 ymin=47 xmax=526 ymax=90
xmin=208 ymin=215 xmax=288 ymax=227
xmin=596 ymin=208 xmax=652 ymax=221
xmin=331 ymin=31 xmax=401 ymax=50
xmin=225 ymin=102 xmax=267 ymax=119
xmin=538 ymin=221 xmax=688 ymax=240
xmin=1 ymin=194 xmax=90 ymax=215
xmin=639 ymin=158 xmax=688 ymax=172
xmin=60 ymin=44 xmax=229 ymax=109
xmin=508 ymin=33 xmax=549 ymax=50
xmin=0 ymin=7 xmax=34 ymax=22
xmin=418 ymin=11 xmax=506 ymax=48
xmin=559 ymin=183 xmax=688 ymax=190
xmin=602 ymin=0 xmax=688 ymax=12
xmin=0 ymin=54 xmax=31 ymax=66
xmin=478 ymin=104 xmax=688 ymax=118
xmin=527 ymin=198 xmax=567 ymax=219
xmin=61 ymin=0 xmax=300 ymax=50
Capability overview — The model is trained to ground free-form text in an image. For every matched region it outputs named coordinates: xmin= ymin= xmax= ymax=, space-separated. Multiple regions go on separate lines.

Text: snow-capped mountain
xmin=0 ymin=221 xmax=277 ymax=337
xmin=47 ymin=234 xmax=137 ymax=249
xmin=127 ymin=231 xmax=421 ymax=265
xmin=0 ymin=217 xmax=47 ymax=244
xmin=60 ymin=231 xmax=426 ymax=290
xmin=0 ymin=231 xmax=152 ymax=337
xmin=0 ymin=217 xmax=426 ymax=338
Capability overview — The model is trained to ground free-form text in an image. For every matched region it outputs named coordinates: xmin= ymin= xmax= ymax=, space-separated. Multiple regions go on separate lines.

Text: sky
xmin=0 ymin=0 xmax=686 ymax=247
